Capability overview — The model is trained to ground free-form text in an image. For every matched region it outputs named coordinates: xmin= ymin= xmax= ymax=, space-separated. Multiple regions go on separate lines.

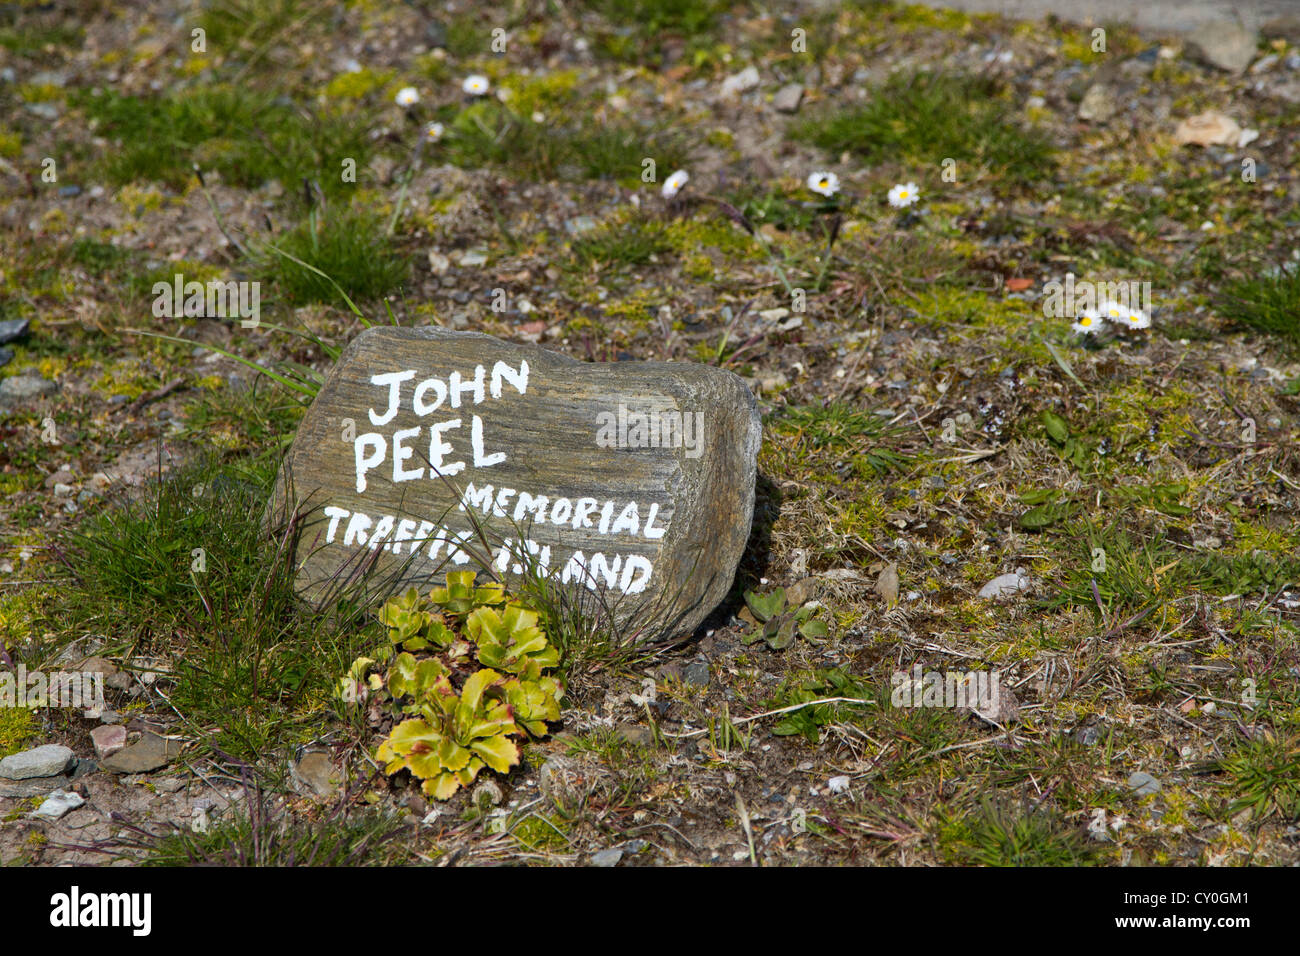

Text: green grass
xmin=793 ymin=71 xmax=1055 ymax=186
xmin=47 ymin=454 xmax=378 ymax=759
xmin=568 ymin=219 xmax=674 ymax=272
xmin=260 ymin=207 xmax=408 ymax=305
xmin=76 ymin=87 xmax=376 ymax=194
xmin=941 ymin=800 xmax=1099 ymax=866
xmin=447 ymin=101 xmax=692 ymax=183
xmin=1218 ymin=267 xmax=1300 ymax=350
xmin=1218 ymin=734 xmax=1300 ymax=821
xmin=773 ymin=404 xmax=910 ymax=477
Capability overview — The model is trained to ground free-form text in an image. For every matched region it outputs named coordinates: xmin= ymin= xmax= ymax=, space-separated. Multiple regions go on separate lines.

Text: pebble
xmin=0 ymin=744 xmax=77 ymax=780
xmin=720 ymin=65 xmax=760 ymax=98
xmin=100 ymin=733 xmax=183 ymax=774
xmin=457 ymin=249 xmax=488 ymax=267
xmin=978 ymin=569 xmax=1031 ymax=600
xmin=0 ymin=372 xmax=59 ymax=404
xmin=1185 ymin=22 xmax=1259 ymax=74
xmin=772 ymin=83 xmax=803 ymax=113
xmin=427 ymin=250 xmax=450 ymax=275
xmin=0 ymin=317 xmax=30 ymax=344
xmin=32 ymin=790 xmax=85 ymax=821
xmin=1127 ymin=771 xmax=1161 ymax=796
xmin=590 ymin=847 xmax=623 ymax=867
xmin=293 ymin=751 xmax=340 ymax=799
xmin=682 ymin=658 xmax=710 ymax=686
xmin=90 ymin=724 xmax=127 ymax=760
xmin=1077 ymin=84 xmax=1118 ymax=123
xmin=0 ymin=347 xmax=12 ymax=368
xmin=564 ymin=216 xmax=598 ymax=235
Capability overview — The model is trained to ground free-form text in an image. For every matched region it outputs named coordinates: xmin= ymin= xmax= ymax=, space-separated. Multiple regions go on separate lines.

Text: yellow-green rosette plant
xmin=354 ymin=572 xmax=565 ymax=800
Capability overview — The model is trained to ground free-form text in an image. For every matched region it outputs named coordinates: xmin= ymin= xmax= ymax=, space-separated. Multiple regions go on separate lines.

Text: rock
xmin=1262 ymin=14 xmax=1300 ymax=43
xmin=0 ymin=744 xmax=76 ymax=780
xmin=615 ymin=723 xmax=653 ymax=747
xmin=590 ymin=847 xmax=623 ymax=867
xmin=292 ymin=751 xmax=340 ymax=799
xmin=456 ymin=249 xmax=488 ymax=267
xmin=720 ymin=65 xmax=760 ymax=99
xmin=31 ymin=790 xmax=85 ymax=821
xmin=827 ymin=775 xmax=850 ymax=794
xmin=564 ymin=216 xmax=598 ymax=235
xmin=153 ymin=777 xmax=185 ymax=793
xmin=1077 ymin=84 xmax=1118 ymax=123
xmin=783 ymin=576 xmax=819 ymax=607
xmin=0 ymin=317 xmax=29 ymax=344
xmin=969 ymin=681 xmax=1020 ymax=725
xmin=99 ymin=733 xmax=183 ymax=774
xmin=0 ymin=347 xmax=12 ymax=368
xmin=978 ymin=570 xmax=1031 ymax=600
xmin=272 ymin=327 xmax=761 ymax=641
xmin=1127 ymin=771 xmax=1161 ymax=796
xmin=0 ymin=372 xmax=58 ymax=405
xmin=1173 ymin=110 xmax=1242 ymax=147
xmin=1185 ymin=22 xmax=1258 ymax=74
xmin=874 ymin=562 xmax=899 ymax=605
xmin=90 ymin=724 xmax=127 ymax=761
xmin=0 ymin=775 xmax=70 ymax=798
xmin=682 ymin=658 xmax=710 ymax=686
xmin=772 ymin=83 xmax=804 ymax=113
xmin=1076 ymin=724 xmax=1103 ymax=746
xmin=427 ymin=250 xmax=450 ymax=275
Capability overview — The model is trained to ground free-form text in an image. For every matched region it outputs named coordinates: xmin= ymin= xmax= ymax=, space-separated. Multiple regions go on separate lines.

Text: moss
xmin=321 ymin=68 xmax=393 ymax=100
xmin=0 ymin=708 xmax=37 ymax=759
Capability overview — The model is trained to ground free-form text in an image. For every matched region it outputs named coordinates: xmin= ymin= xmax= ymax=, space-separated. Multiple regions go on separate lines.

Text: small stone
xmin=293 ymin=751 xmax=340 ymax=799
xmin=874 ymin=562 xmax=899 ymax=605
xmin=978 ymin=570 xmax=1031 ymax=600
xmin=1076 ymin=725 xmax=1103 ymax=746
xmin=615 ymin=723 xmax=653 ymax=747
xmin=31 ymin=789 xmax=85 ymax=821
xmin=0 ymin=347 xmax=12 ymax=368
xmin=0 ymin=317 xmax=30 ymax=344
xmin=827 ymin=775 xmax=850 ymax=794
xmin=720 ymin=65 xmax=760 ymax=99
xmin=591 ymin=847 xmax=623 ymax=867
xmin=52 ymin=481 xmax=73 ymax=497
xmin=564 ymin=216 xmax=598 ymax=235
xmin=1174 ymin=110 xmax=1242 ymax=147
xmin=58 ymin=184 xmax=82 ymax=198
xmin=0 ymin=744 xmax=76 ymax=780
xmin=1185 ymin=22 xmax=1258 ymax=74
xmin=682 ymin=658 xmax=710 ymax=686
xmin=0 ymin=775 xmax=70 ymax=798
xmin=457 ymin=249 xmax=488 ymax=267
xmin=0 ymin=372 xmax=58 ymax=404
xmin=100 ymin=733 xmax=183 ymax=774
xmin=1077 ymin=84 xmax=1118 ymax=122
xmin=1127 ymin=771 xmax=1161 ymax=796
xmin=153 ymin=777 xmax=186 ymax=793
xmin=90 ymin=724 xmax=127 ymax=760
xmin=427 ymin=250 xmax=450 ymax=275
xmin=772 ymin=83 xmax=803 ymax=113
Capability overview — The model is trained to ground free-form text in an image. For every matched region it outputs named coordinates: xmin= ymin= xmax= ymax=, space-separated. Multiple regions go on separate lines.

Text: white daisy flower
xmin=462 ymin=74 xmax=490 ymax=97
xmin=887 ymin=182 xmax=920 ymax=208
xmin=807 ymin=171 xmax=840 ymax=197
xmin=394 ymin=87 xmax=420 ymax=108
xmin=1098 ymin=299 xmax=1127 ymax=324
xmin=424 ymin=122 xmax=444 ymax=142
xmin=1121 ymin=307 xmax=1151 ymax=330
xmin=662 ymin=169 xmax=690 ymax=199
xmin=1072 ymin=309 xmax=1104 ymax=335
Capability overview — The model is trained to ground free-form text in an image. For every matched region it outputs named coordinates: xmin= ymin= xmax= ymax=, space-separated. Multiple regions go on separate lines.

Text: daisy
xmin=462 ymin=74 xmax=490 ymax=96
xmin=424 ymin=122 xmax=444 ymax=143
xmin=394 ymin=86 xmax=420 ymax=108
xmin=1120 ymin=307 xmax=1151 ymax=330
xmin=887 ymin=182 xmax=920 ymax=208
xmin=662 ymin=169 xmax=689 ymax=199
xmin=808 ymin=171 xmax=840 ymax=197
xmin=1072 ymin=309 xmax=1104 ymax=335
xmin=1098 ymin=299 xmax=1127 ymax=324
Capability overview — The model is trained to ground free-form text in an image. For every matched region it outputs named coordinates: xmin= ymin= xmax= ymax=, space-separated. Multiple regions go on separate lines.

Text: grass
xmin=942 ymin=799 xmax=1099 ymax=866
xmin=76 ymin=86 xmax=375 ymax=194
xmin=1218 ymin=734 xmax=1300 ymax=821
xmin=1218 ymin=267 xmax=1300 ymax=350
xmin=260 ymin=207 xmax=408 ymax=305
xmin=773 ymin=404 xmax=910 ymax=478
xmin=45 ymin=452 xmax=378 ymax=759
xmin=793 ymin=71 xmax=1055 ymax=186
xmin=568 ymin=219 xmax=675 ymax=273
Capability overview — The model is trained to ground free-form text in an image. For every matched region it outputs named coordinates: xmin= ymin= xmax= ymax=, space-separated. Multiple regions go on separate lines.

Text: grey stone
xmin=772 ymin=83 xmax=804 ymax=113
xmin=564 ymin=216 xmax=598 ymax=235
xmin=0 ymin=372 xmax=58 ymax=405
xmin=1076 ymin=724 xmax=1103 ymax=746
xmin=0 ymin=744 xmax=76 ymax=780
xmin=0 ymin=347 xmax=12 ymax=368
xmin=683 ymin=659 xmax=711 ymax=686
xmin=1077 ymin=84 xmax=1118 ymax=122
xmin=32 ymin=789 xmax=84 ymax=821
xmin=720 ymin=65 xmax=760 ymax=98
xmin=1128 ymin=771 xmax=1162 ymax=796
xmin=153 ymin=776 xmax=186 ymax=793
xmin=0 ymin=775 xmax=70 ymax=798
xmin=456 ymin=249 xmax=488 ymax=267
xmin=1185 ymin=22 xmax=1259 ymax=73
xmin=100 ymin=733 xmax=183 ymax=774
xmin=591 ymin=847 xmax=623 ymax=867
xmin=0 ymin=318 xmax=29 ymax=344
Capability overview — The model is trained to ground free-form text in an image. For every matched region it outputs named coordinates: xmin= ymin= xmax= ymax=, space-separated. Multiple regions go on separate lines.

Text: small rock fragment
xmin=1127 ymin=771 xmax=1161 ymax=796
xmin=32 ymin=789 xmax=85 ymax=821
xmin=0 ymin=744 xmax=77 ymax=780
xmin=978 ymin=569 xmax=1031 ymax=600
xmin=90 ymin=724 xmax=127 ymax=761
xmin=591 ymin=847 xmax=623 ymax=867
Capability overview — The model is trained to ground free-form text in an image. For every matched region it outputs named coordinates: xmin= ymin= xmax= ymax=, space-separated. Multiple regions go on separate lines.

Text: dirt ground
xmin=2 ymin=0 xmax=1299 ymax=866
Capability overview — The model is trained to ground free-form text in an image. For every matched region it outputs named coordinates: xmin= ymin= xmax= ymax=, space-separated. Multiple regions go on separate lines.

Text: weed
xmin=1218 ymin=267 xmax=1300 ymax=351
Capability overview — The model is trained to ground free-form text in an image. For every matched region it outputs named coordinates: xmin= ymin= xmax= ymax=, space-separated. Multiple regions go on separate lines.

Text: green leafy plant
xmin=347 ymin=573 xmax=562 ymax=800
xmin=739 ymin=587 xmax=829 ymax=651
xmin=767 ymin=668 xmax=873 ymax=744
xmin=1041 ymin=410 xmax=1091 ymax=469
